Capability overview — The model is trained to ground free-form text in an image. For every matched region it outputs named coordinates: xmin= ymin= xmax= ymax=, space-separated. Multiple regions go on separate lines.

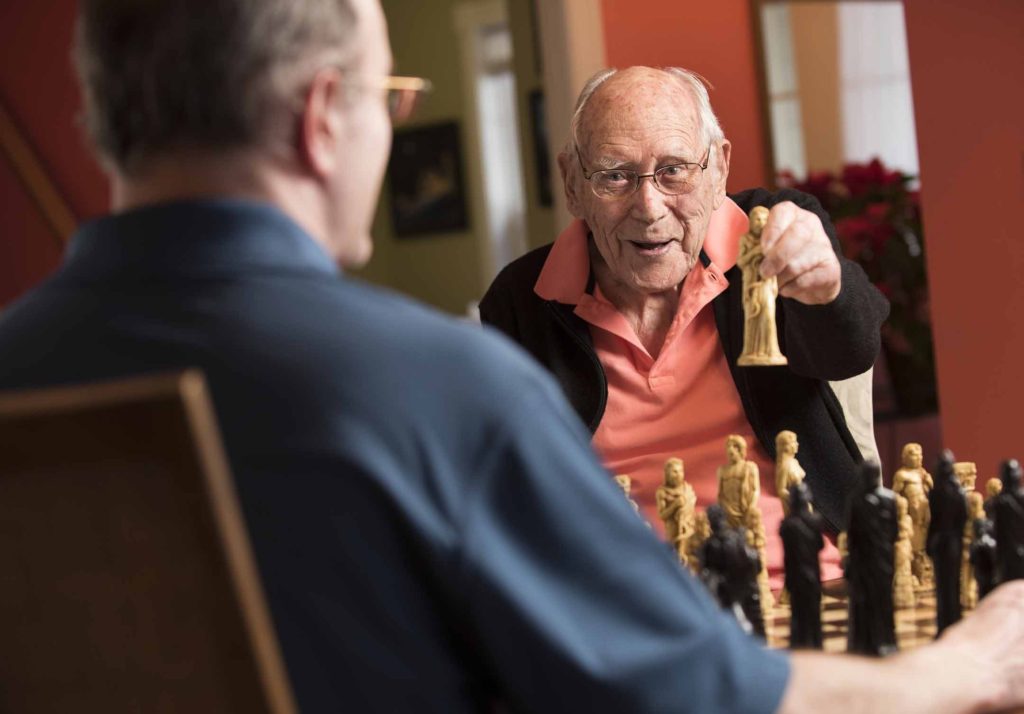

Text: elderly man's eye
xmin=600 ymin=170 xmax=631 ymax=184
xmin=660 ymin=165 xmax=686 ymax=177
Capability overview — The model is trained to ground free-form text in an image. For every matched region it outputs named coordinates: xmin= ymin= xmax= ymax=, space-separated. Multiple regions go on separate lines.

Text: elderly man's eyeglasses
xmin=576 ymin=146 xmax=712 ymax=199
xmin=340 ymin=75 xmax=433 ymax=124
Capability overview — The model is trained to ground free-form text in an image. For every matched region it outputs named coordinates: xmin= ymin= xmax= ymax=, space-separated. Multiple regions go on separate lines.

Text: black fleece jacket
xmin=480 ymin=187 xmax=890 ymax=532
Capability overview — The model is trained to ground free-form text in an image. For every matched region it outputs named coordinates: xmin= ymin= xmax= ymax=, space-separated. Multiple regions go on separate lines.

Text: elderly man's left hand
xmin=757 ymin=201 xmax=842 ymax=305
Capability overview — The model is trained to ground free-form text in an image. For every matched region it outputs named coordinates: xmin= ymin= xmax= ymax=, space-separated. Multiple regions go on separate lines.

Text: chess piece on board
xmin=775 ymin=430 xmax=806 ymax=517
xmin=655 ymin=458 xmax=697 ymax=564
xmin=892 ymin=443 xmax=934 ymax=588
xmin=614 ymin=474 xmax=641 ymax=514
xmin=927 ymin=450 xmax=968 ymax=635
xmin=717 ymin=434 xmax=774 ymax=612
xmin=845 ymin=461 xmax=899 ymax=657
xmin=686 ymin=510 xmax=711 ymax=573
xmin=970 ymin=517 xmax=998 ymax=602
xmin=984 ymin=476 xmax=1003 ymax=519
xmin=699 ymin=505 xmax=765 ymax=638
xmin=994 ymin=458 xmax=1024 ymax=583
xmin=956 ymin=463 xmax=986 ymax=610
xmin=737 ymin=206 xmax=787 ymax=367
xmin=893 ymin=494 xmax=917 ymax=609
xmin=779 ymin=482 xmax=824 ymax=649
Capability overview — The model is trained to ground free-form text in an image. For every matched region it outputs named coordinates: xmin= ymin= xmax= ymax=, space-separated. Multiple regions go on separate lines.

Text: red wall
xmin=0 ymin=0 xmax=108 ymax=306
xmin=600 ymin=0 xmax=769 ymax=192
xmin=904 ymin=0 xmax=1024 ymax=480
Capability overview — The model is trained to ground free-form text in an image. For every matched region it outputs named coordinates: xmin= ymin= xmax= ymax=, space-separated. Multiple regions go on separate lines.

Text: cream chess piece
xmin=775 ymin=430 xmax=806 ymax=517
xmin=893 ymin=494 xmax=917 ymax=609
xmin=892 ymin=443 xmax=934 ymax=587
xmin=987 ymin=477 xmax=1003 ymax=500
xmin=985 ymin=476 xmax=1003 ymax=518
xmin=687 ymin=510 xmax=711 ymax=574
xmin=655 ymin=458 xmax=697 ymax=565
xmin=737 ymin=206 xmax=787 ymax=367
xmin=614 ymin=473 xmax=641 ymax=513
xmin=717 ymin=435 xmax=774 ymax=611
xmin=955 ymin=462 xmax=985 ymax=609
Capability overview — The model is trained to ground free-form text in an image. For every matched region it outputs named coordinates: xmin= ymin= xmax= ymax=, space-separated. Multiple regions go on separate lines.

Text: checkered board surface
xmin=765 ymin=590 xmax=939 ymax=652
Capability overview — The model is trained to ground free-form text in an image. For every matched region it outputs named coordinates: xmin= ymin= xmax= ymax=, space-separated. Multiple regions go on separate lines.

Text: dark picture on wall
xmin=528 ymin=89 xmax=553 ymax=207
xmin=386 ymin=121 xmax=468 ymax=237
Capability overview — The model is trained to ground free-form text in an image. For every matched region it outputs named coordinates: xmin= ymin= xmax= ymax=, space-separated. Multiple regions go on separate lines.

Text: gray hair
xmin=567 ymin=67 xmax=726 ymax=155
xmin=74 ymin=0 xmax=361 ymax=174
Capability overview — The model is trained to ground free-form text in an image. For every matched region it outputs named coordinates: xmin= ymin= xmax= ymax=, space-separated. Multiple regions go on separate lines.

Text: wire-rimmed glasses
xmin=576 ymin=146 xmax=712 ymax=199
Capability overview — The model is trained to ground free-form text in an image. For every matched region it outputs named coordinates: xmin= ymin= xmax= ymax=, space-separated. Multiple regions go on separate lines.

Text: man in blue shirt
xmin=2 ymin=0 xmax=1024 ymax=711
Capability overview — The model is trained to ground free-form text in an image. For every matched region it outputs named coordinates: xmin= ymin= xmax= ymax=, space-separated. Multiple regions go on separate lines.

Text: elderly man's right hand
xmin=758 ymin=201 xmax=842 ymax=306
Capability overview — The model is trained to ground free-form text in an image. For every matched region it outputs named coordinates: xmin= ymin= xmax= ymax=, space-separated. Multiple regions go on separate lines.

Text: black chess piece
xmin=927 ymin=449 xmax=968 ymax=635
xmin=700 ymin=504 xmax=765 ymax=638
xmin=994 ymin=458 xmax=1024 ymax=583
xmin=779 ymin=482 xmax=824 ymax=649
xmin=970 ymin=517 xmax=998 ymax=601
xmin=845 ymin=461 xmax=898 ymax=657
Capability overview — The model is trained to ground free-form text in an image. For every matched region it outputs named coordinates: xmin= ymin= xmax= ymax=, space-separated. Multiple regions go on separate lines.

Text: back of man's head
xmin=74 ymin=0 xmax=360 ymax=176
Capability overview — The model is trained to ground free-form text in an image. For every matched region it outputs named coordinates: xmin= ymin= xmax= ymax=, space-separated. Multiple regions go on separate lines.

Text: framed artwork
xmin=386 ymin=121 xmax=468 ymax=237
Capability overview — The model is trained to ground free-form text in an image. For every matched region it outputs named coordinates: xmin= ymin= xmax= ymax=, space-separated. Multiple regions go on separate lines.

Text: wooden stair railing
xmin=0 ymin=99 xmax=77 ymax=246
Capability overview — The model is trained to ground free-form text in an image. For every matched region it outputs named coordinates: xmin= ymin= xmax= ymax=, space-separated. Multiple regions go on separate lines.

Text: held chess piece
xmin=655 ymin=458 xmax=697 ymax=565
xmin=699 ymin=505 xmax=765 ymax=638
xmin=737 ymin=206 xmax=787 ymax=367
xmin=779 ymin=482 xmax=824 ymax=649
xmin=994 ymin=458 xmax=1024 ymax=583
xmin=717 ymin=434 xmax=774 ymax=613
xmin=926 ymin=450 xmax=968 ymax=635
xmin=893 ymin=494 xmax=918 ymax=609
xmin=892 ymin=443 xmax=934 ymax=588
xmin=845 ymin=461 xmax=899 ymax=657
xmin=970 ymin=518 xmax=998 ymax=602
xmin=774 ymin=430 xmax=806 ymax=517
xmin=956 ymin=462 xmax=986 ymax=610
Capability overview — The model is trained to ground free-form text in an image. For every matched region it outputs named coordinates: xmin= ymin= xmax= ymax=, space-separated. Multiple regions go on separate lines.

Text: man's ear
xmin=297 ymin=69 xmax=345 ymax=180
xmin=711 ymin=139 xmax=732 ymax=209
xmin=558 ymin=149 xmax=584 ymax=218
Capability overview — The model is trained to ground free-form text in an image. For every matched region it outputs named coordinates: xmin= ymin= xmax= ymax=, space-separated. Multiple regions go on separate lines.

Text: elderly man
xmin=2 ymin=3 xmax=1024 ymax=712
xmin=481 ymin=67 xmax=888 ymax=586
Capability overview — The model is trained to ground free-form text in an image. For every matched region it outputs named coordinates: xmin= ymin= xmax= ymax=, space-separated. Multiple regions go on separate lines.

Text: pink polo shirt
xmin=534 ymin=199 xmax=842 ymax=589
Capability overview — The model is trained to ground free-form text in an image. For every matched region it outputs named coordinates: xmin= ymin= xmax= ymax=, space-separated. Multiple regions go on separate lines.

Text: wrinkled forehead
xmin=578 ymin=69 xmax=701 ymax=153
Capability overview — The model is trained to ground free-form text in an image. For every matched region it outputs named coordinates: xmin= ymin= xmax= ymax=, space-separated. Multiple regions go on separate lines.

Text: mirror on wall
xmin=752 ymin=0 xmax=940 ymax=465
xmin=755 ymin=1 xmax=919 ymax=179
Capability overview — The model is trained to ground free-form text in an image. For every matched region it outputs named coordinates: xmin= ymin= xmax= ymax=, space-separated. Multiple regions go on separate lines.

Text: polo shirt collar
xmin=63 ymin=198 xmax=340 ymax=280
xmin=534 ymin=197 xmax=749 ymax=304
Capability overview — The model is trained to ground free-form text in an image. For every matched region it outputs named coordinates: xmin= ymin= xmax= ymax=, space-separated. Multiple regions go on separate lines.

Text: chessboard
xmin=765 ymin=589 xmax=939 ymax=652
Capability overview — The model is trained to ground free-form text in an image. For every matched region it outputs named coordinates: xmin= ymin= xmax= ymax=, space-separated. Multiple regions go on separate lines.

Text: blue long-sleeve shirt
xmin=0 ymin=199 xmax=789 ymax=712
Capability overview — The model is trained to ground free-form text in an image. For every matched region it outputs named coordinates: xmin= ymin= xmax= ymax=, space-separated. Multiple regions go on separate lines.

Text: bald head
xmin=571 ymin=67 xmax=724 ymax=155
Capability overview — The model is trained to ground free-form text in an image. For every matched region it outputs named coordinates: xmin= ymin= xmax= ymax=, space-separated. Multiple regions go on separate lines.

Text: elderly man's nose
xmin=632 ymin=175 xmax=669 ymax=222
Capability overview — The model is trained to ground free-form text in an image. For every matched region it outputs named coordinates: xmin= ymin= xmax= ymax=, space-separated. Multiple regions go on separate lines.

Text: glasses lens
xmin=592 ymin=170 xmax=637 ymax=198
xmin=387 ymin=88 xmax=419 ymax=123
xmin=655 ymin=165 xmax=699 ymax=195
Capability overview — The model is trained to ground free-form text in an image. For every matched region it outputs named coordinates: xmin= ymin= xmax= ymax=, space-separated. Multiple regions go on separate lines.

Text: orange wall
xmin=904 ymin=0 xmax=1024 ymax=479
xmin=0 ymin=0 xmax=107 ymax=306
xmin=600 ymin=0 xmax=768 ymax=192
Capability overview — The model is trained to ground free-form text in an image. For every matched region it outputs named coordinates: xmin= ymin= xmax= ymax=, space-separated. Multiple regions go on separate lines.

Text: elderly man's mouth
xmin=627 ymin=239 xmax=674 ymax=256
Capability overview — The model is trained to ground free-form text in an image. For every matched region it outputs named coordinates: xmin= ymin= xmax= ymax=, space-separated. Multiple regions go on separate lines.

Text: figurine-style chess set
xmin=609 ymin=205 xmax=1023 ymax=654
xmin=615 ymin=443 xmax=1019 ymax=655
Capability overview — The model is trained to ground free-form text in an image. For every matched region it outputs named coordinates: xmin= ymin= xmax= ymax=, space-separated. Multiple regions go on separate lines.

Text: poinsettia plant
xmin=778 ymin=159 xmax=937 ymax=416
